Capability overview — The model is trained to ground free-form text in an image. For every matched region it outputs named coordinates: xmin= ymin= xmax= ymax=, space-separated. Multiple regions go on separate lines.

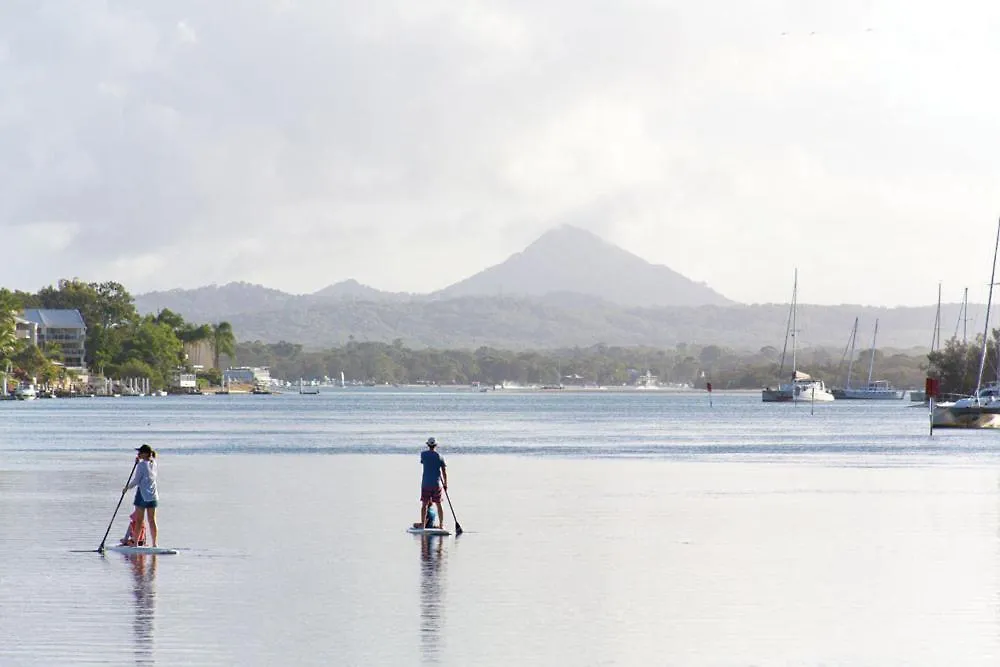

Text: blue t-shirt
xmin=420 ymin=449 xmax=445 ymax=488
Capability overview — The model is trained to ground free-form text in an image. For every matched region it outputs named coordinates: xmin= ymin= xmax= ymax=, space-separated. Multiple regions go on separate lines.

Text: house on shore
xmin=19 ymin=309 xmax=88 ymax=370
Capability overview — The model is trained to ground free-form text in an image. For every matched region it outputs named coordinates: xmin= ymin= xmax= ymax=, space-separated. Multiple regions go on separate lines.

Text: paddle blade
xmin=455 ymin=523 xmax=464 ymax=536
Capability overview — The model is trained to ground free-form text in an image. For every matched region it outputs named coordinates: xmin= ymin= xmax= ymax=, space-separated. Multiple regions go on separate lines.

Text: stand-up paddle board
xmin=407 ymin=527 xmax=450 ymax=536
xmin=105 ymin=545 xmax=179 ymax=555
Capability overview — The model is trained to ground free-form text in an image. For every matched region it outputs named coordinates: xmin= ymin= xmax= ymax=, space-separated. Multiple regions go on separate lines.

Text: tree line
xmin=926 ymin=329 xmax=1000 ymax=398
xmin=0 ymin=280 xmax=236 ymax=391
xmin=235 ymin=337 xmax=935 ymax=389
xmin=11 ymin=277 xmax=991 ymax=393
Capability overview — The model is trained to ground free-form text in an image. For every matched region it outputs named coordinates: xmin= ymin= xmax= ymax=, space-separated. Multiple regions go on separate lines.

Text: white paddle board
xmin=407 ymin=527 xmax=450 ymax=536
xmin=105 ymin=545 xmax=179 ymax=555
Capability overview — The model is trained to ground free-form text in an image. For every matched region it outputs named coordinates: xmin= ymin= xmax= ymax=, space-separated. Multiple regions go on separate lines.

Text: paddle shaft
xmin=97 ymin=459 xmax=138 ymax=552
xmin=442 ymin=482 xmax=463 ymax=535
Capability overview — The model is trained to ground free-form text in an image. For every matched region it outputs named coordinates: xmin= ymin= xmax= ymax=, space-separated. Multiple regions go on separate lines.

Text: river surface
xmin=2 ymin=389 xmax=999 ymax=665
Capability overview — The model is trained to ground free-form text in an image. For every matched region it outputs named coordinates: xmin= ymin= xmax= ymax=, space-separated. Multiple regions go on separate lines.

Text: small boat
xmin=14 ymin=383 xmax=38 ymax=400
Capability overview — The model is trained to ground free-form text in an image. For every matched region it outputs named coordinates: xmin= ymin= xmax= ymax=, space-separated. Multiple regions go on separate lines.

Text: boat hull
xmin=932 ymin=404 xmax=1000 ymax=429
xmin=793 ymin=386 xmax=836 ymax=402
xmin=832 ymin=389 xmax=906 ymax=400
xmin=762 ymin=388 xmax=793 ymax=402
xmin=763 ymin=382 xmax=835 ymax=402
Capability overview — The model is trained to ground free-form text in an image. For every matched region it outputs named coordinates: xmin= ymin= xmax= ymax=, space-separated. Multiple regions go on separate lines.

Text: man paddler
xmin=418 ymin=437 xmax=447 ymax=530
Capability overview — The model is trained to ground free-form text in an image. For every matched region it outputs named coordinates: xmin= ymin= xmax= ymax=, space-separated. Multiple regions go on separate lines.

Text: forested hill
xmin=212 ymin=296 xmax=957 ymax=351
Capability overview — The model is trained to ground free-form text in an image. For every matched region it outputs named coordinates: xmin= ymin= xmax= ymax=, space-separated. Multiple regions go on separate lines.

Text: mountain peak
xmin=434 ymin=226 xmax=732 ymax=307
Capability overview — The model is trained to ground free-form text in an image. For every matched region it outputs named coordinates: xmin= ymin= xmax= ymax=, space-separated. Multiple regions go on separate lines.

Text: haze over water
xmin=2 ymin=389 xmax=999 ymax=665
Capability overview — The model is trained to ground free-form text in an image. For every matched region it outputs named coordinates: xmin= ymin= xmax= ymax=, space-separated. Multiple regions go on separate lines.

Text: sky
xmin=2 ymin=0 xmax=999 ymax=307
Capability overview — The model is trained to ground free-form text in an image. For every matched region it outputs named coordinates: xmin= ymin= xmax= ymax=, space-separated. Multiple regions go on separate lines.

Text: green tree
xmin=0 ymin=314 xmax=15 ymax=364
xmin=154 ymin=308 xmax=186 ymax=332
xmin=928 ymin=334 xmax=991 ymax=397
xmin=118 ymin=317 xmax=185 ymax=387
xmin=212 ymin=322 xmax=237 ymax=370
xmin=11 ymin=342 xmax=48 ymax=381
xmin=36 ymin=279 xmax=139 ymax=368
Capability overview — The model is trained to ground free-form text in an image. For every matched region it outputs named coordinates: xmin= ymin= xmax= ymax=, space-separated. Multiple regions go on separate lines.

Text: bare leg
xmin=132 ymin=507 xmax=145 ymax=546
xmin=146 ymin=507 xmax=158 ymax=547
xmin=420 ymin=500 xmax=430 ymax=528
xmin=121 ymin=510 xmax=135 ymax=545
xmin=435 ymin=501 xmax=444 ymax=529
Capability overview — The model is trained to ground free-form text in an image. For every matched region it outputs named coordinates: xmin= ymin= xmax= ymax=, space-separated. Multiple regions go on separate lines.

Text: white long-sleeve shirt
xmin=126 ymin=459 xmax=159 ymax=502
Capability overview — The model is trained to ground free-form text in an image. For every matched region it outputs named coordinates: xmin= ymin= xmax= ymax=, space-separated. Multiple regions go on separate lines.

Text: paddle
xmin=442 ymin=483 xmax=463 ymax=536
xmin=96 ymin=458 xmax=138 ymax=553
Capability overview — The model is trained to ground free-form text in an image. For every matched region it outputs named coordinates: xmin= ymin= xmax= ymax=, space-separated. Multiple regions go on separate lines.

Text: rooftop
xmin=21 ymin=309 xmax=87 ymax=329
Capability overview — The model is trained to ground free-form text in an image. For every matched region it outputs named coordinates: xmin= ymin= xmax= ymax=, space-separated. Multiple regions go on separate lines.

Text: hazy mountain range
xmin=136 ymin=226 xmax=961 ymax=351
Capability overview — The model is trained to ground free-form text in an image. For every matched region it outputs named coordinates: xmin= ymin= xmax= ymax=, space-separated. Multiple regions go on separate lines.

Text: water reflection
xmin=419 ymin=536 xmax=447 ymax=665
xmin=127 ymin=554 xmax=157 ymax=666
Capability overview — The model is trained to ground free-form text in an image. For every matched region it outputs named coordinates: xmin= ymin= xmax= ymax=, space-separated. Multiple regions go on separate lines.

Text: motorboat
xmin=14 ymin=384 xmax=38 ymax=400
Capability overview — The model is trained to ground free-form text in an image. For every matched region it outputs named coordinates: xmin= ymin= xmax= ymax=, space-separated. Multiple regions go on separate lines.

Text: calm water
xmin=2 ymin=389 xmax=1000 ymax=665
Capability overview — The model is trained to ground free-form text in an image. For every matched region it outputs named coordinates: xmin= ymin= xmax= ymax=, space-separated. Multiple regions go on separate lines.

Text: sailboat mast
xmin=845 ymin=317 xmax=858 ymax=389
xmin=777 ymin=290 xmax=793 ymax=378
xmin=973 ymin=219 xmax=1000 ymax=399
xmin=932 ymin=282 xmax=942 ymax=353
xmin=963 ymin=287 xmax=969 ymax=344
xmin=791 ymin=269 xmax=798 ymax=377
xmin=866 ymin=319 xmax=879 ymax=386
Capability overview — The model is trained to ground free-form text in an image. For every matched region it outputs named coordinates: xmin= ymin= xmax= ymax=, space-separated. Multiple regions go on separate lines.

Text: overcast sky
xmin=2 ymin=1 xmax=998 ymax=306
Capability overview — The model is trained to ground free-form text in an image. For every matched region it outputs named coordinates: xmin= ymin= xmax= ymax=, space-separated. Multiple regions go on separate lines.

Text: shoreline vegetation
xmin=2 ymin=279 xmax=996 ymax=396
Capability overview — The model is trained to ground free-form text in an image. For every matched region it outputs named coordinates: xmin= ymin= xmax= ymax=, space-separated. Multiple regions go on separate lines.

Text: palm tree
xmin=0 ymin=321 xmax=15 ymax=363
xmin=212 ymin=322 xmax=236 ymax=370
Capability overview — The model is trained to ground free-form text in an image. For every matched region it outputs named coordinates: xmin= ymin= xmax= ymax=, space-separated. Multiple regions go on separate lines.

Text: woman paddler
xmin=123 ymin=444 xmax=159 ymax=548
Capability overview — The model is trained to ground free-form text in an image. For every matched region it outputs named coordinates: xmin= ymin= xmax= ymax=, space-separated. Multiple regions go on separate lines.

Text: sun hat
xmin=135 ymin=444 xmax=155 ymax=455
xmin=426 ymin=437 xmax=437 ymax=447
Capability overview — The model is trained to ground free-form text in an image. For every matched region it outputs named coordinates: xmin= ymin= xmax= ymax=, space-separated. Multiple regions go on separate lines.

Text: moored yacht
xmin=832 ymin=319 xmax=905 ymax=399
xmin=764 ymin=370 xmax=836 ymax=402
xmin=931 ymin=383 xmax=1000 ymax=428
xmin=761 ymin=269 xmax=834 ymax=403
xmin=835 ymin=380 xmax=906 ymax=400
xmin=932 ymin=218 xmax=1000 ymax=429
xmin=14 ymin=383 xmax=38 ymax=400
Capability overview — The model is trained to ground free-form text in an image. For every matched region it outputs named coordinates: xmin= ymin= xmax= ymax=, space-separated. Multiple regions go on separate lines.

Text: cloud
xmin=176 ymin=20 xmax=197 ymax=44
xmin=1 ymin=1 xmax=999 ymax=306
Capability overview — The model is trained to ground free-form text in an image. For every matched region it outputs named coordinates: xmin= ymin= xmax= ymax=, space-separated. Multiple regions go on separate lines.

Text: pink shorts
xmin=421 ymin=486 xmax=442 ymax=503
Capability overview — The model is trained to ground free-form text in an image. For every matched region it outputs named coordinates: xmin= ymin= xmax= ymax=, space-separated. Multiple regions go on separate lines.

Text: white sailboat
xmin=932 ymin=218 xmax=1000 ymax=428
xmin=762 ymin=269 xmax=835 ymax=403
xmin=834 ymin=319 xmax=905 ymax=399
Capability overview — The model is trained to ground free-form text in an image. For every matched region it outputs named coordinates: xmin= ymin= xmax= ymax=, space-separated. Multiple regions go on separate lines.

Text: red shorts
xmin=421 ymin=486 xmax=442 ymax=503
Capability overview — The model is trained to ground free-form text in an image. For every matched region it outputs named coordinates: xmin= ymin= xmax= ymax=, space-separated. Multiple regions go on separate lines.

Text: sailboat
xmin=831 ymin=317 xmax=860 ymax=399
xmin=762 ymin=269 xmax=836 ymax=403
xmin=932 ymin=218 xmax=1000 ymax=428
xmin=833 ymin=319 xmax=905 ymax=399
